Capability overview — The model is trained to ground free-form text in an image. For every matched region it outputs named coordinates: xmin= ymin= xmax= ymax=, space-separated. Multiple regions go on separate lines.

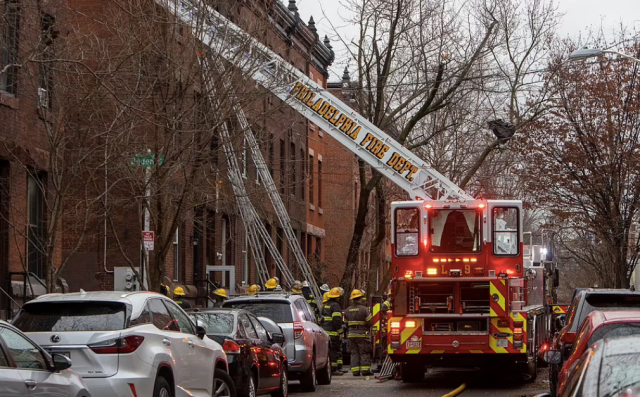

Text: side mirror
xmin=52 ymin=353 xmax=72 ymax=371
xmin=271 ymin=332 xmax=285 ymax=345
xmin=196 ymin=320 xmax=207 ymax=339
xmin=543 ymin=350 xmax=562 ymax=365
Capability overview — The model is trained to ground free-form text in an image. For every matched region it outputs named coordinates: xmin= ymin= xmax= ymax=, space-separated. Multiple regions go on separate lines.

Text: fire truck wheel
xmin=522 ymin=356 xmax=538 ymax=383
xmin=400 ymin=363 xmax=424 ymax=383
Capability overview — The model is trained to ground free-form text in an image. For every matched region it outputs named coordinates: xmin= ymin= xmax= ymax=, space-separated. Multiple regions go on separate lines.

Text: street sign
xmin=130 ymin=152 xmax=165 ymax=168
xmin=142 ymin=231 xmax=155 ymax=251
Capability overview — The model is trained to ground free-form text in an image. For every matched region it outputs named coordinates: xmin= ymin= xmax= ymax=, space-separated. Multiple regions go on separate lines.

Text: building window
xmin=173 ymin=227 xmax=179 ymax=281
xmin=290 ymin=142 xmax=296 ymax=196
xmin=1 ymin=0 xmax=20 ymax=95
xmin=242 ymin=136 xmax=247 ymax=179
xmin=299 ymin=148 xmax=305 ymax=199
xmin=318 ymin=160 xmax=323 ymax=208
xmin=27 ymin=173 xmax=45 ymax=278
xmin=308 ymin=155 xmax=314 ymax=205
xmin=38 ymin=13 xmax=55 ymax=109
xmin=315 ymin=237 xmax=322 ymax=262
xmin=268 ymin=136 xmax=274 ymax=177
xmin=279 ymin=139 xmax=285 ymax=195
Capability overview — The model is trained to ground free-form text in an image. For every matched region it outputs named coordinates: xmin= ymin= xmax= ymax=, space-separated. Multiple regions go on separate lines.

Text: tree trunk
xmin=340 ymin=182 xmax=372 ymax=299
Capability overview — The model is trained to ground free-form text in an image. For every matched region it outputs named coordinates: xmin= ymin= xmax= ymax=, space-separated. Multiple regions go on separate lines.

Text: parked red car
xmin=554 ymin=310 xmax=640 ymax=395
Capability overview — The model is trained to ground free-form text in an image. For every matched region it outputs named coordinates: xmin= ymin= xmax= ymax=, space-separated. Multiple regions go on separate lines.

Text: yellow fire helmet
xmin=214 ymin=288 xmax=228 ymax=299
xmin=323 ymin=292 xmax=330 ymax=303
xmin=328 ymin=287 xmax=341 ymax=298
xmin=174 ymin=286 xmax=185 ymax=297
xmin=350 ymin=289 xmax=364 ymax=300
xmin=265 ymin=278 xmax=278 ymax=290
xmin=247 ymin=284 xmax=260 ymax=295
xmin=291 ymin=282 xmax=303 ymax=294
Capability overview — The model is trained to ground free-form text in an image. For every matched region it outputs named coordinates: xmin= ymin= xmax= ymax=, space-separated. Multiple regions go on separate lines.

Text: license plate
xmin=406 ymin=341 xmax=422 ymax=349
xmin=495 ymin=339 xmax=508 ymax=348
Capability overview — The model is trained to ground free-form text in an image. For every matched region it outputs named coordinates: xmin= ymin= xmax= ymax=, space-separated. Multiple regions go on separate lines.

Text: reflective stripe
xmin=348 ymin=334 xmax=369 ymax=338
xmin=351 ymin=367 xmax=360 ymax=371
xmin=366 ymin=314 xmax=372 ymax=321
xmin=337 ymin=360 xmax=343 ymax=364
xmin=332 ymin=363 xmax=338 ymax=367
xmin=323 ymin=317 xmax=332 ymax=321
xmin=348 ymin=321 xmax=366 ymax=325
xmin=326 ymin=331 xmax=338 ymax=336
xmin=361 ymin=366 xmax=371 ymax=371
xmin=332 ymin=312 xmax=342 ymax=317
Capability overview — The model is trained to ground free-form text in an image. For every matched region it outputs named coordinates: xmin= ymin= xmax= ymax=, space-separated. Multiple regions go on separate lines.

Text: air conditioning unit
xmin=37 ymin=87 xmax=49 ymax=109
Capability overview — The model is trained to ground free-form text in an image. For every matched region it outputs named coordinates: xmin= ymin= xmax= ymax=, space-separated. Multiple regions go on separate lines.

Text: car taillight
xmin=89 ymin=335 xmax=144 ymax=354
xmin=294 ymin=321 xmax=304 ymax=339
xmin=222 ymin=339 xmax=241 ymax=354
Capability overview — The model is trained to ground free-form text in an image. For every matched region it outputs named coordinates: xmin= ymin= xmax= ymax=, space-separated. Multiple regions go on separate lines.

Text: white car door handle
xmin=163 ymin=338 xmax=171 ymax=346
xmin=25 ymin=380 xmax=37 ymax=390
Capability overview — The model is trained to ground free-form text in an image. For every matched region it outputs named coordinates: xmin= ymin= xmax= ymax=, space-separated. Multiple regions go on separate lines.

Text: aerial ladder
xmin=160 ymin=1 xmax=553 ymax=378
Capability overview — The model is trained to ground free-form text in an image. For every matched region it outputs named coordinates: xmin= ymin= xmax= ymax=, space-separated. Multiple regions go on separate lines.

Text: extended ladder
xmin=162 ymin=0 xmax=473 ymax=202
xmin=204 ymin=57 xmax=323 ymax=312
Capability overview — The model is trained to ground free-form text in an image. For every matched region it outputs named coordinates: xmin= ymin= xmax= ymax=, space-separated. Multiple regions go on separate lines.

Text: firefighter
xmin=160 ymin=283 xmax=170 ymax=297
xmin=173 ymin=287 xmax=191 ymax=309
xmin=247 ymin=284 xmax=260 ymax=295
xmin=302 ymin=281 xmax=321 ymax=322
xmin=265 ymin=277 xmax=279 ymax=291
xmin=212 ymin=288 xmax=228 ymax=307
xmin=291 ymin=281 xmax=303 ymax=294
xmin=322 ymin=287 xmax=345 ymax=376
xmin=345 ymin=289 xmax=372 ymax=376
xmin=374 ymin=295 xmax=392 ymax=373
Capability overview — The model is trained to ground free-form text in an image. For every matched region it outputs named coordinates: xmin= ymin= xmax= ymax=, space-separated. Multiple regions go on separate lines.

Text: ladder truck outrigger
xmin=161 ymin=0 xmax=558 ymax=380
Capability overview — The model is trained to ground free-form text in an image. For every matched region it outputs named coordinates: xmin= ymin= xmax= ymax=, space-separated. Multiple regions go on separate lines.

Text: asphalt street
xmin=289 ymin=367 xmax=550 ymax=397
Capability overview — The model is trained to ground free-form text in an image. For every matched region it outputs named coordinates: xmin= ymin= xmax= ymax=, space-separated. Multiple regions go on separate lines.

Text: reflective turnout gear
xmin=349 ymin=337 xmax=372 ymax=376
xmin=346 ymin=299 xmax=372 ymax=376
xmin=174 ymin=286 xmax=185 ymax=296
xmin=322 ymin=299 xmax=344 ymax=372
xmin=174 ymin=298 xmax=191 ymax=309
xmin=350 ymin=289 xmax=364 ymax=300
xmin=160 ymin=283 xmax=169 ymax=297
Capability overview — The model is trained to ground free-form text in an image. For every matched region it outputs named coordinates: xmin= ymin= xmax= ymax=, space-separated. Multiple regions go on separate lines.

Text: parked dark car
xmin=548 ymin=289 xmax=640 ymax=396
xmin=187 ymin=308 xmax=288 ymax=397
xmin=547 ymin=335 xmax=640 ymax=397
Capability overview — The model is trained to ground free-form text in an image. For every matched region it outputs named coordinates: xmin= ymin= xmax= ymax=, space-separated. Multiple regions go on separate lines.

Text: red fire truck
xmin=388 ymin=199 xmax=551 ymax=381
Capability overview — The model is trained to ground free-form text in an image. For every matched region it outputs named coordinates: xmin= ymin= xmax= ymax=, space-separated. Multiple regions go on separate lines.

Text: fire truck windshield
xmin=429 ymin=209 xmax=481 ymax=253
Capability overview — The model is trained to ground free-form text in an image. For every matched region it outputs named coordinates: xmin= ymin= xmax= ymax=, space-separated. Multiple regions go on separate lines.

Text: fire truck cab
xmin=389 ymin=199 xmax=546 ymax=381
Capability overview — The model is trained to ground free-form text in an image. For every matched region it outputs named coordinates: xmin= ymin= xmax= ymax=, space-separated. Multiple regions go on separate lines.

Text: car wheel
xmin=245 ymin=373 xmax=256 ymax=397
xmin=214 ymin=369 xmax=237 ymax=397
xmin=153 ymin=376 xmax=172 ymax=397
xmin=271 ymin=366 xmax=288 ymax=397
xmin=300 ymin=353 xmax=317 ymax=392
xmin=317 ymin=354 xmax=332 ymax=385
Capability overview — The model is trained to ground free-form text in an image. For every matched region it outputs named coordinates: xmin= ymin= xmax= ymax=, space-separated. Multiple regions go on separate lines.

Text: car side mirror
xmin=271 ymin=332 xmax=285 ymax=345
xmin=196 ymin=320 xmax=207 ymax=339
xmin=52 ymin=353 xmax=72 ymax=371
xmin=543 ymin=350 xmax=562 ymax=365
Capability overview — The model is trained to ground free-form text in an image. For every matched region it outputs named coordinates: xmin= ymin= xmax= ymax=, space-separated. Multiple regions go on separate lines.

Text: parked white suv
xmin=12 ymin=291 xmax=233 ymax=397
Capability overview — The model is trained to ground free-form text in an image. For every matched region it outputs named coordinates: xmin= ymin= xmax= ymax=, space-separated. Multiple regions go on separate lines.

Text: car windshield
xmin=600 ymin=353 xmax=640 ymax=397
xmin=587 ymin=323 xmax=640 ymax=347
xmin=189 ymin=312 xmax=234 ymax=335
xmin=223 ymin=301 xmax=293 ymax=323
xmin=429 ymin=209 xmax=481 ymax=253
xmin=13 ymin=301 xmax=127 ymax=332
xmin=571 ymin=295 xmax=640 ymax=332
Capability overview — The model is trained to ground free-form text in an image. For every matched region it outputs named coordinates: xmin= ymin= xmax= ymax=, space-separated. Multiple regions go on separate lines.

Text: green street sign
xmin=130 ymin=152 xmax=165 ymax=168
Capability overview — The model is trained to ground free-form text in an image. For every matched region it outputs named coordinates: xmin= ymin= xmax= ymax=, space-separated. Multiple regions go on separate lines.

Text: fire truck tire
xmin=400 ymin=363 xmax=424 ymax=383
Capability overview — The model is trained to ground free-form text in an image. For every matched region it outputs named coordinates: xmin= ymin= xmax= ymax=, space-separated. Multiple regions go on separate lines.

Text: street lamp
xmin=569 ymin=47 xmax=640 ymax=64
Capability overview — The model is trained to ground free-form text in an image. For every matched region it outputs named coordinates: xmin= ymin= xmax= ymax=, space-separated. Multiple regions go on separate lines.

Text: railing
xmin=2 ymin=272 xmax=47 ymax=320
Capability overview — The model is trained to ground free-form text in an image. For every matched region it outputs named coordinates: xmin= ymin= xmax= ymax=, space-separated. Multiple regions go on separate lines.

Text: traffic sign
xmin=130 ymin=152 xmax=165 ymax=168
xmin=142 ymin=231 xmax=155 ymax=251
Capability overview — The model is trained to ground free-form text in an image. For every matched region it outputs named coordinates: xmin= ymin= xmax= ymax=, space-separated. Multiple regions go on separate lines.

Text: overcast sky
xmin=289 ymin=0 xmax=640 ymax=82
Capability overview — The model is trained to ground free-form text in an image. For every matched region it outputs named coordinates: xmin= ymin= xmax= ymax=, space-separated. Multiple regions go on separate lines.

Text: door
xmin=238 ymin=314 xmax=271 ymax=388
xmin=207 ymin=266 xmax=235 ymax=307
xmin=164 ymin=300 xmax=214 ymax=395
xmin=0 ymin=336 xmax=28 ymax=397
xmin=249 ymin=315 xmax=280 ymax=388
xmin=0 ymin=326 xmax=68 ymax=397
